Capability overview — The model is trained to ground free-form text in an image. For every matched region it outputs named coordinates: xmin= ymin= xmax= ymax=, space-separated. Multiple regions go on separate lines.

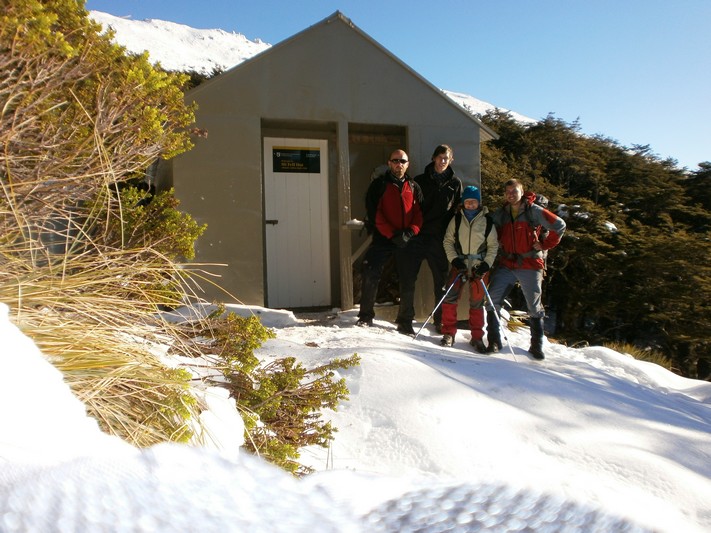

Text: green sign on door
xmin=272 ymin=146 xmax=321 ymax=173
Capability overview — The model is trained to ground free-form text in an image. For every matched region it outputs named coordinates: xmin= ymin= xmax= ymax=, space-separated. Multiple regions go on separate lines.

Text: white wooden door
xmin=264 ymin=138 xmax=330 ymax=308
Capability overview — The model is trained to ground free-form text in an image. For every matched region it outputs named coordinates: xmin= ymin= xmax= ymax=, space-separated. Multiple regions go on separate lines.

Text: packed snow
xmin=2 ymin=11 xmax=708 ymax=532
xmin=2 ymin=302 xmax=710 ymax=531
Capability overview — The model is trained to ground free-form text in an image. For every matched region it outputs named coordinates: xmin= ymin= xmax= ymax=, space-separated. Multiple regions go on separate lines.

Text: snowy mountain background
xmin=88 ymin=11 xmax=535 ymax=124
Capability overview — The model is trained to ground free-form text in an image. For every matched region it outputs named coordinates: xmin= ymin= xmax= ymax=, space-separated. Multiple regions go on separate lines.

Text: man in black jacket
xmin=396 ymin=145 xmax=462 ymax=335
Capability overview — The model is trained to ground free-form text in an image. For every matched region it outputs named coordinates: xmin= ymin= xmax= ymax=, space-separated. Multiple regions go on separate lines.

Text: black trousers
xmin=358 ymin=239 xmax=408 ymax=321
xmin=396 ymin=234 xmax=449 ymax=324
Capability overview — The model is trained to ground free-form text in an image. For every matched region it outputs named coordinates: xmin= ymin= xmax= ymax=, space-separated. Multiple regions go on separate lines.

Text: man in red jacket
xmin=486 ymin=179 xmax=566 ymax=359
xmin=357 ymin=150 xmax=423 ymax=330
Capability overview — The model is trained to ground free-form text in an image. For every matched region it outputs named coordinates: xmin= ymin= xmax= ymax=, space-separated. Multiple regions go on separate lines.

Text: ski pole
xmin=479 ymin=278 xmax=518 ymax=362
xmin=414 ymin=273 xmax=463 ymax=340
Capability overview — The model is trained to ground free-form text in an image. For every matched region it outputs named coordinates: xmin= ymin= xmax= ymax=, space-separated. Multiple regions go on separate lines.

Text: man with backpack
xmin=397 ymin=145 xmax=463 ymax=335
xmin=486 ymin=179 xmax=566 ymax=359
xmin=356 ymin=150 xmax=423 ymax=329
xmin=440 ymin=186 xmax=498 ymax=351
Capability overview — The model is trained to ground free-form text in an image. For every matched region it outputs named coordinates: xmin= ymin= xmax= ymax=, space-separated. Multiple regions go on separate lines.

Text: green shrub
xmin=0 ymin=0 xmax=201 ymax=446
xmin=102 ymin=186 xmax=207 ymax=262
xmin=184 ymin=308 xmax=360 ymax=475
xmin=1 ymin=1 xmax=360 ymax=474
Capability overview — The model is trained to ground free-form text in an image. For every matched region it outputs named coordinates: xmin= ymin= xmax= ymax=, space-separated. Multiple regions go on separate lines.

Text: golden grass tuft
xmin=0 ymin=5 xmax=215 ymax=449
xmin=0 ymin=242 xmax=209 ymax=446
xmin=0 ymin=181 xmax=222 ymax=446
xmin=603 ymin=341 xmax=673 ymax=371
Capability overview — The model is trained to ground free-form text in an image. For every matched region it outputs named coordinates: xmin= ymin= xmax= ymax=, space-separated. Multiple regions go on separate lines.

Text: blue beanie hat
xmin=461 ymin=186 xmax=481 ymax=204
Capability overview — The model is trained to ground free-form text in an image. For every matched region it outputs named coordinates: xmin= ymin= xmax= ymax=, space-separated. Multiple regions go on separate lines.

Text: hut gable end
xmin=189 ymin=11 xmax=496 ymax=139
xmin=171 ymin=11 xmax=497 ymax=311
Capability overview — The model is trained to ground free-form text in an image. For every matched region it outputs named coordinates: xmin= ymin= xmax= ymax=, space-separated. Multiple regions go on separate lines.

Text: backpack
xmin=531 ymin=193 xmax=550 ymax=242
xmin=533 ymin=193 xmax=549 ymax=209
xmin=527 ymin=192 xmax=551 ymax=272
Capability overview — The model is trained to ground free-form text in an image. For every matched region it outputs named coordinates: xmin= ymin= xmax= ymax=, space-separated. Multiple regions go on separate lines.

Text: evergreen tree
xmin=478 ymin=110 xmax=711 ymax=379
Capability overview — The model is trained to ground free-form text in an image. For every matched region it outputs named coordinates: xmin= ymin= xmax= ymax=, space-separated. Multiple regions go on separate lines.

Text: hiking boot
xmin=440 ymin=334 xmax=454 ymax=347
xmin=396 ymin=321 xmax=415 ymax=337
xmin=486 ymin=340 xmax=502 ymax=353
xmin=529 ymin=316 xmax=545 ymax=360
xmin=434 ymin=321 xmax=443 ymax=334
xmin=356 ymin=318 xmax=373 ymax=327
xmin=470 ymin=338 xmax=487 ymax=353
xmin=528 ymin=344 xmax=545 ymax=360
xmin=486 ymin=310 xmax=502 ymax=353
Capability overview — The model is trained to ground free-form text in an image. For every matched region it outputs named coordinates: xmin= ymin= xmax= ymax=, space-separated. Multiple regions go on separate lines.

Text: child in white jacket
xmin=440 ymin=186 xmax=498 ymax=351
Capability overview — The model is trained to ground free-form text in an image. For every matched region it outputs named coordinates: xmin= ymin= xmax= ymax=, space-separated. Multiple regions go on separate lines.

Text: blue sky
xmin=84 ymin=0 xmax=710 ymax=170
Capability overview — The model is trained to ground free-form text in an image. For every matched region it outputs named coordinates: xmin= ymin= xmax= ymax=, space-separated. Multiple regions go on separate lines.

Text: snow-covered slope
xmin=89 ymin=11 xmax=271 ymax=76
xmin=444 ymin=89 xmax=535 ymax=124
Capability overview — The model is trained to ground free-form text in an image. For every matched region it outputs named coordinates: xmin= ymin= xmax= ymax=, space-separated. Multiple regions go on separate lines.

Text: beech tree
xmin=480 ymin=110 xmax=711 ymax=379
xmin=1 ymin=0 xmax=194 ymax=231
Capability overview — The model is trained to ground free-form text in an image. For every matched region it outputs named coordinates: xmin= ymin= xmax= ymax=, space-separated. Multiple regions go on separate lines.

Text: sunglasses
xmin=390 ymin=158 xmax=409 ymax=165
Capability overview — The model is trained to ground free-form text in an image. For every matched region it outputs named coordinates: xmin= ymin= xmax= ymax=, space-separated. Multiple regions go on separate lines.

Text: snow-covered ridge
xmin=89 ymin=11 xmax=271 ymax=76
xmin=443 ymin=90 xmax=535 ymax=124
xmin=89 ymin=11 xmax=534 ymax=122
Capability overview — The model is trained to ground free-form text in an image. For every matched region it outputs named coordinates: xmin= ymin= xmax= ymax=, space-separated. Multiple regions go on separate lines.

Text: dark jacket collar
xmin=424 ymin=161 xmax=455 ymax=184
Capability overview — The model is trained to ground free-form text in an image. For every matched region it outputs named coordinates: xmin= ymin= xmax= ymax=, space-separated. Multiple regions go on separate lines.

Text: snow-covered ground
xmin=2 ymin=11 xmax=707 ymax=531
xmin=3 ymin=302 xmax=710 ymax=531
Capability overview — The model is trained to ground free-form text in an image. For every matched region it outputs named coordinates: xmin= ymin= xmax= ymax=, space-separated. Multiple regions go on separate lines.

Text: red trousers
xmin=440 ymin=271 xmax=490 ymax=340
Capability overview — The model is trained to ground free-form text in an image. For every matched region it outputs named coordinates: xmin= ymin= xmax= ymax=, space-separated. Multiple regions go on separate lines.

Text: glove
xmin=391 ymin=229 xmax=414 ymax=248
xmin=451 ymin=257 xmax=467 ymax=274
xmin=474 ymin=261 xmax=490 ymax=278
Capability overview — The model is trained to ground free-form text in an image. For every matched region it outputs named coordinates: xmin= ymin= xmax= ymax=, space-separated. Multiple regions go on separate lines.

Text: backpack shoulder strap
xmin=454 ymin=212 xmax=463 ymax=256
xmin=524 ymin=203 xmax=543 ymax=235
xmin=476 ymin=214 xmax=493 ymax=256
